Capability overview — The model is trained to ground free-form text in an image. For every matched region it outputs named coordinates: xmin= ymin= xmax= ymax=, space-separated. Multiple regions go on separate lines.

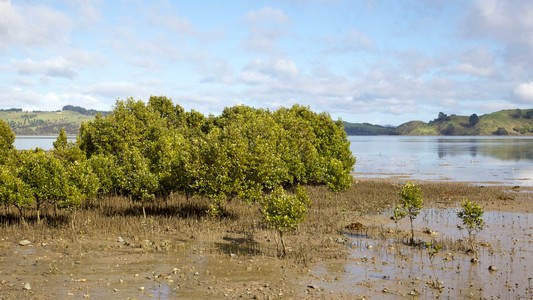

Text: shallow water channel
xmin=311 ymin=208 xmax=533 ymax=299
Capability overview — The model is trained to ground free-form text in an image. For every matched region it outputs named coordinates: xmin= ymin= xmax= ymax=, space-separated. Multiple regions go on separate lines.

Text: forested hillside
xmin=344 ymin=109 xmax=533 ymax=136
xmin=2 ymin=105 xmax=533 ymax=136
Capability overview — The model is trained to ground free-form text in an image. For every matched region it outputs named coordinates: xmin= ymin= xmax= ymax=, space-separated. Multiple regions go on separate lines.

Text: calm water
xmin=14 ymin=136 xmax=76 ymax=150
xmin=350 ymin=136 xmax=533 ymax=186
xmin=14 ymin=135 xmax=533 ymax=186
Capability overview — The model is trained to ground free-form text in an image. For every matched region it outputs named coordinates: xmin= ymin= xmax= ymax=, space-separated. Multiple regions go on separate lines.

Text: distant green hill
xmin=0 ymin=108 xmax=99 ymax=135
xmin=343 ymin=122 xmax=397 ymax=135
xmin=2 ymin=106 xmax=533 ymax=136
xmin=344 ymin=109 xmax=533 ymax=136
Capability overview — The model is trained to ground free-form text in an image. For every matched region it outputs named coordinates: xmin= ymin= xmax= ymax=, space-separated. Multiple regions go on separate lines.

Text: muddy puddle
xmin=311 ymin=208 xmax=533 ymax=299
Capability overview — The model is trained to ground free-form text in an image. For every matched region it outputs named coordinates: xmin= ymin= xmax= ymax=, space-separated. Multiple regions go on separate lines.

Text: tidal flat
xmin=1 ymin=179 xmax=532 ymax=299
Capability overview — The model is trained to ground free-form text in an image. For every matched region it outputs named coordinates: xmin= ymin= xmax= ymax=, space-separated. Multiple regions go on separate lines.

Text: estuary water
xmin=350 ymin=135 xmax=533 ymax=186
xmin=14 ymin=136 xmax=76 ymax=150
xmin=13 ymin=135 xmax=533 ymax=186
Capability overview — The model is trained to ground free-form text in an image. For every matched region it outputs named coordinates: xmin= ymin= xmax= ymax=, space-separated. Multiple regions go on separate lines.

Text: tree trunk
xmin=279 ymin=230 xmax=286 ymax=258
xmin=409 ymin=216 xmax=415 ymax=245
xmin=37 ymin=201 xmax=41 ymax=224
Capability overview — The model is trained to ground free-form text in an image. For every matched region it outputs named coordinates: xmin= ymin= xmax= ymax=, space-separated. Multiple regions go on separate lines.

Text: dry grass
xmin=1 ymin=179 xmax=529 ymax=264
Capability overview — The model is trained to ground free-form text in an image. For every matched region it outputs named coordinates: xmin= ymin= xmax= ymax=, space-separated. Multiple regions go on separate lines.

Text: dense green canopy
xmin=0 ymin=96 xmax=356 ymax=220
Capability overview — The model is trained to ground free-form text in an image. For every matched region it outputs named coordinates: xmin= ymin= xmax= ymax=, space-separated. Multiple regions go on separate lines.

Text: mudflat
xmin=1 ymin=180 xmax=532 ymax=299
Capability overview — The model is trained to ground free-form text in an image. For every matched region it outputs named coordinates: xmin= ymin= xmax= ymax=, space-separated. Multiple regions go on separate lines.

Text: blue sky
xmin=2 ymin=0 xmax=533 ymax=125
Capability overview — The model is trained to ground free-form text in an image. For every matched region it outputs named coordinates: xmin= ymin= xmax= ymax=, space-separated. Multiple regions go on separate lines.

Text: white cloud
xmin=244 ymin=7 xmax=289 ymax=24
xmin=323 ymin=29 xmax=374 ymax=53
xmin=0 ymin=86 xmax=106 ymax=111
xmin=240 ymin=70 xmax=273 ymax=85
xmin=242 ymin=7 xmax=291 ymax=53
xmin=514 ymin=82 xmax=533 ymax=103
xmin=463 ymin=0 xmax=533 ymax=64
xmin=241 ymin=58 xmax=299 ymax=84
xmin=452 ymin=63 xmax=494 ymax=77
xmin=148 ymin=13 xmax=194 ymax=35
xmin=0 ymin=0 xmax=71 ymax=50
xmin=85 ymin=82 xmax=151 ymax=99
xmin=13 ymin=57 xmax=77 ymax=79
xmin=190 ymin=52 xmax=235 ymax=84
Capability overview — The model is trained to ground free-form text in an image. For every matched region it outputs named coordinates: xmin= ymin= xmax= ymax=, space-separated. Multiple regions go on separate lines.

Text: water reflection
xmin=312 ymin=208 xmax=533 ymax=299
xmin=350 ymin=136 xmax=533 ymax=186
xmin=436 ymin=137 xmax=533 ymax=161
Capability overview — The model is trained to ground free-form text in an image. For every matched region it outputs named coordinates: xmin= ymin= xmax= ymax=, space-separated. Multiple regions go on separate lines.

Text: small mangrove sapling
xmin=457 ymin=199 xmax=484 ymax=256
xmin=399 ymin=181 xmax=424 ymax=245
xmin=260 ymin=186 xmax=309 ymax=257
xmin=425 ymin=239 xmax=443 ymax=289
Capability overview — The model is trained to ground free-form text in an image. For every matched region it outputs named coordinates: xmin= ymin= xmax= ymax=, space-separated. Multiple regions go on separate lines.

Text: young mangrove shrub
xmin=399 ymin=181 xmax=424 ymax=245
xmin=261 ymin=186 xmax=309 ymax=257
xmin=457 ymin=199 xmax=484 ymax=255
xmin=425 ymin=239 xmax=443 ymax=289
xmin=390 ymin=204 xmax=407 ymax=233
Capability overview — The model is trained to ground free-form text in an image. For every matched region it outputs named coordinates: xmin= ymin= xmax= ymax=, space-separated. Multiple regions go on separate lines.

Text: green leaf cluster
xmin=261 ymin=186 xmax=309 ymax=232
xmin=457 ymin=200 xmax=484 ymax=232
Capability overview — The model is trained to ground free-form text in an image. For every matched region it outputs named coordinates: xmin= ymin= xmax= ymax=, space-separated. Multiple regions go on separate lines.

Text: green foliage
xmin=17 ymin=150 xmax=84 ymax=220
xmin=53 ymin=127 xmax=69 ymax=150
xmin=274 ymin=105 xmax=355 ymax=191
xmin=399 ymin=181 xmax=424 ymax=245
xmin=0 ymin=119 xmax=15 ymax=164
xmin=469 ymin=114 xmax=480 ymax=126
xmin=0 ymin=164 xmax=33 ymax=215
xmin=87 ymin=154 xmax=121 ymax=196
xmin=62 ymin=105 xmax=109 ymax=116
xmin=425 ymin=239 xmax=443 ymax=288
xmin=457 ymin=199 xmax=484 ymax=254
xmin=119 ymin=147 xmax=159 ymax=202
xmin=0 ymin=119 xmax=15 ymax=153
xmin=343 ymin=122 xmax=396 ymax=135
xmin=494 ymin=127 xmax=509 ymax=135
xmin=261 ymin=186 xmax=309 ymax=257
xmin=375 ymin=108 xmax=533 ymax=136
xmin=390 ymin=204 xmax=407 ymax=229
xmin=426 ymin=239 xmax=442 ymax=258
xmin=441 ymin=123 xmax=457 ymax=135
xmin=53 ymin=128 xmax=85 ymax=163
xmin=76 ymin=98 xmax=355 ymax=217
xmin=325 ymin=158 xmax=353 ymax=192
xmin=512 ymin=108 xmax=522 ymax=119
xmin=68 ymin=160 xmax=100 ymax=202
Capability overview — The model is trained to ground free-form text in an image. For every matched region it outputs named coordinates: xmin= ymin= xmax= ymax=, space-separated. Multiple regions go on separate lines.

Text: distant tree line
xmin=62 ymin=105 xmax=110 ymax=116
xmin=343 ymin=122 xmax=397 ymax=135
xmin=0 ymin=108 xmax=23 ymax=112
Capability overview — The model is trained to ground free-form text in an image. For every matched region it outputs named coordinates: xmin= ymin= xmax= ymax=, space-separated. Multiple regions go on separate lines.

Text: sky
xmin=1 ymin=0 xmax=533 ymax=125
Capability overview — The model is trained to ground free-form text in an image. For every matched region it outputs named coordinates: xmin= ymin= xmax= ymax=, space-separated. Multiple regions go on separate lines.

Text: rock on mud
xmin=19 ymin=240 xmax=31 ymax=246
